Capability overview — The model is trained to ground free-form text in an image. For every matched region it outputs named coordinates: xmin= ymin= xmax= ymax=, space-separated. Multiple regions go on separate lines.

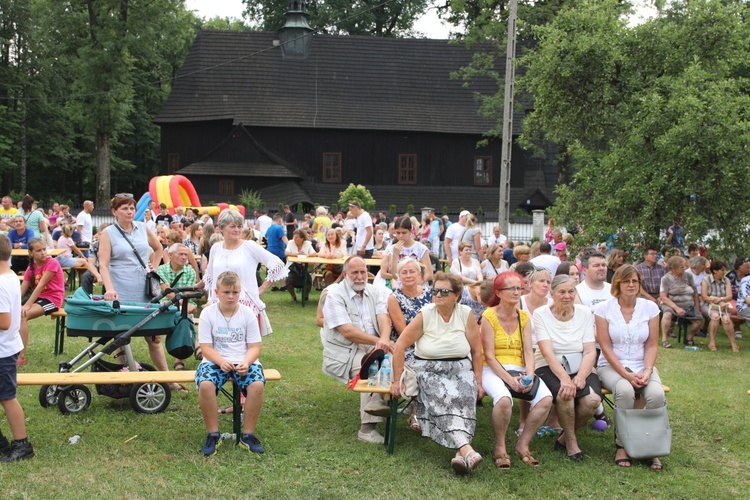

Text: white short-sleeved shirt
xmin=576 ymin=281 xmax=612 ymax=310
xmin=198 ymin=302 xmax=261 ymax=364
xmin=444 ymin=223 xmax=466 ymax=260
xmin=0 ymin=272 xmax=24 ymax=357
xmin=533 ymin=304 xmax=595 ymax=369
xmin=76 ymin=211 xmax=93 ymax=242
xmin=355 ymin=211 xmax=374 ymax=251
xmin=530 ymin=254 xmax=561 ymax=275
xmin=594 ymin=297 xmax=659 ymax=372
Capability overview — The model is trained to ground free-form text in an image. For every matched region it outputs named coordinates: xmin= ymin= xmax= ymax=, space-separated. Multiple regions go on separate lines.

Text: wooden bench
xmin=51 ymin=309 xmax=67 ymax=356
xmin=18 ymin=368 xmax=282 ymax=444
xmin=350 ymin=379 xmax=399 ymax=455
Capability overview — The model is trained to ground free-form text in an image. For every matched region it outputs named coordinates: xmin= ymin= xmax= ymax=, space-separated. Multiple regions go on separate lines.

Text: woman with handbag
xmin=390 ymin=272 xmax=485 ymax=475
xmin=595 ymin=265 xmax=666 ymax=470
xmin=534 ymin=274 xmax=602 ymax=462
xmin=481 ymin=272 xmax=552 ymax=468
xmin=203 ymin=209 xmax=287 ymax=335
xmin=98 ymin=194 xmax=187 ymax=391
xmin=387 ymin=258 xmax=432 ymax=432
xmin=659 ymin=256 xmax=703 ymax=348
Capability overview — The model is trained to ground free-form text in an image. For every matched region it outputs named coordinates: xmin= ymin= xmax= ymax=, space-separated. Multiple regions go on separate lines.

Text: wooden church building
xmin=154 ymin=1 xmax=556 ymax=215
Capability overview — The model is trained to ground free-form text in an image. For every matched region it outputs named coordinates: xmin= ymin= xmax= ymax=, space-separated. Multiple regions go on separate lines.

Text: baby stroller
xmin=39 ymin=286 xmax=204 ymax=415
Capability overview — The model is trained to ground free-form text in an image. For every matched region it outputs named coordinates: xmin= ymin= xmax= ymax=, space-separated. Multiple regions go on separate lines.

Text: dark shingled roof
xmin=155 ymin=31 xmax=521 ymax=135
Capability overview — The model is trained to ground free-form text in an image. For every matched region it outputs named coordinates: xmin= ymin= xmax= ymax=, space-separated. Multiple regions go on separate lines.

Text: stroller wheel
xmin=39 ymin=385 xmax=60 ymax=407
xmin=57 ymin=385 xmax=92 ymax=415
xmin=130 ymin=382 xmax=171 ymax=414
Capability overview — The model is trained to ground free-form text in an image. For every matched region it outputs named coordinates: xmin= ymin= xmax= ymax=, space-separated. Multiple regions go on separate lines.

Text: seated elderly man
xmin=321 ymin=256 xmax=393 ymax=444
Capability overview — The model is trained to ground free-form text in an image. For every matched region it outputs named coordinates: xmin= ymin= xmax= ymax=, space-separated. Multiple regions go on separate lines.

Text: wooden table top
xmin=11 ymin=248 xmax=66 ymax=257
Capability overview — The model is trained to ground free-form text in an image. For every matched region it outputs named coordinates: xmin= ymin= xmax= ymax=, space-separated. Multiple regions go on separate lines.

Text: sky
xmin=184 ymin=1 xmax=657 ymax=37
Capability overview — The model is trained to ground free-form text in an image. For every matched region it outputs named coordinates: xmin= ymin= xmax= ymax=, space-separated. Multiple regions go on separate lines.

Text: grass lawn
xmin=2 ymin=287 xmax=750 ymax=498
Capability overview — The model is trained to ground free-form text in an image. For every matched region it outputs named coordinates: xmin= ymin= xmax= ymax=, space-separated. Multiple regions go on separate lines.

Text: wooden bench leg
xmin=383 ymin=396 xmax=399 ymax=456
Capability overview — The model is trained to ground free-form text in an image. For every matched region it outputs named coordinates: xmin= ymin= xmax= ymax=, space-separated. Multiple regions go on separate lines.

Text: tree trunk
xmin=556 ymin=143 xmax=571 ymax=186
xmin=19 ymin=100 xmax=26 ymax=193
xmin=96 ymin=131 xmax=110 ymax=208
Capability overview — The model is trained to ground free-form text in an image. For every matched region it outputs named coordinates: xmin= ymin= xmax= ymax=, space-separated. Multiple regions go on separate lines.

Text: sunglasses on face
xmin=115 ymin=193 xmax=134 ymax=199
xmin=434 ymin=288 xmax=454 ymax=297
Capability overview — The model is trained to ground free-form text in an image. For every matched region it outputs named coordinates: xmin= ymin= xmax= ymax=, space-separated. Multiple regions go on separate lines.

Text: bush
xmin=238 ymin=189 xmax=263 ymax=210
xmin=389 ymin=204 xmax=397 ymax=215
xmin=330 ymin=202 xmax=339 ymax=214
xmin=406 ymin=204 xmax=415 ymax=215
xmin=338 ymin=184 xmax=376 ymax=210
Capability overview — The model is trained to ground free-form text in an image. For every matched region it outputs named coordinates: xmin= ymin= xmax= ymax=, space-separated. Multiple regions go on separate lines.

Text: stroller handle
xmin=150 ymin=286 xmax=205 ymax=303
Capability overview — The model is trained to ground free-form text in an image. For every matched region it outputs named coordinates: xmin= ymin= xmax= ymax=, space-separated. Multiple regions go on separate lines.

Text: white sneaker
xmin=735 ymin=331 xmax=743 ymax=339
xmin=357 ymin=428 xmax=384 ymax=444
xmin=363 ymin=398 xmax=391 ymax=417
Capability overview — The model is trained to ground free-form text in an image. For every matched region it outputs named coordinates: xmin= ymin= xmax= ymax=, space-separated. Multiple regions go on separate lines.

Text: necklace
xmin=219 ymin=305 xmax=238 ymax=328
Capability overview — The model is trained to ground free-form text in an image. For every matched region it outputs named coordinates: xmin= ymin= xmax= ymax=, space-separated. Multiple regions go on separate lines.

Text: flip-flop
xmin=661 ymin=341 xmax=672 ymax=349
xmin=173 ymin=360 xmax=186 ymax=371
xmin=170 ymin=383 xmax=189 ymax=394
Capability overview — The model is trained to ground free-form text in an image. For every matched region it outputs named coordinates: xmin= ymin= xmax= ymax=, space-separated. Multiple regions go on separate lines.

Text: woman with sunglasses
xmin=390 ymin=272 xmax=485 ymax=474
xmin=481 ymin=272 xmax=552 ymax=468
xmin=534 ymin=274 xmax=602 ymax=462
xmin=98 ymin=194 xmax=187 ymax=390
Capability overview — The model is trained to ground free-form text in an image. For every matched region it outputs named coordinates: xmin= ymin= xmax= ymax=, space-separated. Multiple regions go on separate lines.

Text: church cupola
xmin=279 ymin=0 xmax=313 ymax=58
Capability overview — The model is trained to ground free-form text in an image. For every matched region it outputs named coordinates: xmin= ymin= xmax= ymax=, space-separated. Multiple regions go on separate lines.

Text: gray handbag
xmin=613 ymin=403 xmax=672 ymax=459
xmin=399 ymin=363 xmax=419 ymax=398
xmin=556 ymin=352 xmax=583 ymax=375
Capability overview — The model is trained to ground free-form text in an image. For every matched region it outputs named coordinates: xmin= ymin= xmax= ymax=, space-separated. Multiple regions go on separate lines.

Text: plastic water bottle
xmin=519 ymin=375 xmax=533 ymax=388
xmin=379 ymin=355 xmax=392 ymax=388
xmin=684 ymin=345 xmax=701 ymax=351
xmin=367 ymin=361 xmax=379 ymax=386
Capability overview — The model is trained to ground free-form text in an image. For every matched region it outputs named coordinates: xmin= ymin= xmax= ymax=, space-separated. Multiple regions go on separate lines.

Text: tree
xmin=338 ymin=183 xmax=376 ymax=210
xmin=243 ymin=0 xmax=431 ymax=37
xmin=525 ymin=0 xmax=750 ymax=255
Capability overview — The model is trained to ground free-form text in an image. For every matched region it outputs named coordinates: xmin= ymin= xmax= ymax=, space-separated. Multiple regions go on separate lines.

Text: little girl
xmin=18 ymin=238 xmax=66 ymax=365
xmin=380 ymin=216 xmax=433 ymax=287
xmin=56 ymin=224 xmax=100 ymax=282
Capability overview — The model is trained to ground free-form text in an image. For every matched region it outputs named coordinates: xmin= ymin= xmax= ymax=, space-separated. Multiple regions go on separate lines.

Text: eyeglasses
xmin=115 ymin=193 xmax=133 ymax=199
xmin=434 ymin=288 xmax=454 ymax=297
xmin=500 ymin=287 xmax=523 ymax=293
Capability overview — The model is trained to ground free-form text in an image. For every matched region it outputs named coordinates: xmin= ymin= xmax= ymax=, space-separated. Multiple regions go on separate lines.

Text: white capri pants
xmin=482 ymin=365 xmax=552 ymax=408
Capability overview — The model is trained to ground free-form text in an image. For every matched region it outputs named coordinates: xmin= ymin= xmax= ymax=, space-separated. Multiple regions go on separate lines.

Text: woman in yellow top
xmin=311 ymin=206 xmax=332 ymax=243
xmin=481 ymin=271 xmax=553 ymax=469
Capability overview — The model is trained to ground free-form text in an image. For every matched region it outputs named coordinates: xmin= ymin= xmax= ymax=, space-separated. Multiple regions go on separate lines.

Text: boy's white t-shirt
xmin=198 ymin=302 xmax=262 ymax=364
xmin=0 ymin=272 xmax=24 ymax=357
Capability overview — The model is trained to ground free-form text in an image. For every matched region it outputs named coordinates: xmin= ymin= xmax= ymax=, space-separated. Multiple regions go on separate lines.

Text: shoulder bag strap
xmin=517 ymin=309 xmax=525 ymax=367
xmin=169 ymin=272 xmax=184 ymax=288
xmin=113 ymin=223 xmax=148 ymax=271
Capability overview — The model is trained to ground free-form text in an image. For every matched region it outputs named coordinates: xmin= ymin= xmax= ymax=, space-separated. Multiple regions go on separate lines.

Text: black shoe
xmin=696 ymin=330 xmax=708 ymax=338
xmin=0 ymin=440 xmax=34 ymax=462
xmin=200 ymin=432 xmax=221 ymax=457
xmin=239 ymin=433 xmax=265 ymax=454
xmin=270 ymin=287 xmax=281 ymax=292
xmin=0 ymin=432 xmax=10 ymax=455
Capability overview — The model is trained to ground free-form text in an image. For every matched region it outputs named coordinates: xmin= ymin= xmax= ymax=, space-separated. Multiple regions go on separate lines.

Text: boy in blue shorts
xmin=0 ymin=234 xmax=35 ymax=462
xmin=195 ymin=271 xmax=266 ymax=456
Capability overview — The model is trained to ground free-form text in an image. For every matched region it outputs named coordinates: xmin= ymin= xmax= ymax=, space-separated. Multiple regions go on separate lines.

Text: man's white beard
xmin=347 ymin=277 xmax=366 ymax=291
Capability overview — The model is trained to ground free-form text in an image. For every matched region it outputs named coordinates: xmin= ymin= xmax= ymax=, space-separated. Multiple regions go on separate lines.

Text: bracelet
xmin=644 ymin=367 xmax=653 ymax=372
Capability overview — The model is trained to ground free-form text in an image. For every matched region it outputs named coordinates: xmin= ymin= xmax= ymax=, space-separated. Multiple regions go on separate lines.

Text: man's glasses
xmin=500 ymin=287 xmax=523 ymax=293
xmin=115 ymin=193 xmax=134 ymax=199
xmin=434 ymin=288 xmax=454 ymax=297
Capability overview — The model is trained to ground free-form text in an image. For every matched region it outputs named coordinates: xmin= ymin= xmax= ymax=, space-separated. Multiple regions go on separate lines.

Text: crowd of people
xmin=0 ymin=192 xmax=745 ymax=467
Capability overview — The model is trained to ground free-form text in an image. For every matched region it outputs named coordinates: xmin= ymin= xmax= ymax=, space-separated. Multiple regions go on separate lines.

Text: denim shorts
xmin=0 ymin=353 xmax=19 ymax=401
xmin=195 ymin=361 xmax=266 ymax=395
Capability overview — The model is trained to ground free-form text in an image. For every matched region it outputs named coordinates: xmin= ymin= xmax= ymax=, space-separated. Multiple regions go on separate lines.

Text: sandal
xmin=493 ymin=453 xmax=511 ymax=469
xmin=169 ymin=383 xmax=189 ymax=394
xmin=708 ymin=343 xmax=717 ymax=351
xmin=685 ymin=339 xmax=695 ymax=347
xmin=645 ymin=458 xmax=663 ymax=471
xmin=451 ymin=456 xmax=468 ymax=475
xmin=194 ymin=346 xmax=203 ymax=361
xmin=732 ymin=344 xmax=740 ymax=353
xmin=465 ymin=450 xmax=483 ymax=471
xmin=173 ymin=360 xmax=186 ymax=371
xmin=661 ymin=341 xmax=672 ymax=349
xmin=408 ymin=415 xmax=422 ymax=433
xmin=615 ymin=446 xmax=631 ymax=468
xmin=515 ymin=450 xmax=539 ymax=467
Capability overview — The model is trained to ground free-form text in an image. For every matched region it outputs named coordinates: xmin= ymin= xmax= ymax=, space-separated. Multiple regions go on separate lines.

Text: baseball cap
xmin=459 ymin=210 xmax=470 ymax=218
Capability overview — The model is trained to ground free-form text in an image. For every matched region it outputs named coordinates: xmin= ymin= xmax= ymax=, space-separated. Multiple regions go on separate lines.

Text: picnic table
xmin=287 ymin=255 xmax=381 ymax=307
xmin=12 ymin=248 xmax=65 ymax=257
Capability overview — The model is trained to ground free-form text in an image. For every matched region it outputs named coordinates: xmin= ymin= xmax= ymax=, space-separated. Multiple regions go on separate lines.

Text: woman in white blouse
xmin=450 ymin=242 xmax=483 ymax=285
xmin=595 ymin=264 xmax=665 ymax=471
xmin=534 ymin=274 xmax=601 ymax=462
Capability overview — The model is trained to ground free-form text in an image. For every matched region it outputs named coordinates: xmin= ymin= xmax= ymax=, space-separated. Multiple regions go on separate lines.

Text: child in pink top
xmin=18 ymin=238 xmax=66 ymax=365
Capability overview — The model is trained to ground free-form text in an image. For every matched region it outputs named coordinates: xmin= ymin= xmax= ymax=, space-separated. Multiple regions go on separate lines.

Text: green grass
xmin=2 ymin=288 xmax=750 ymax=498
